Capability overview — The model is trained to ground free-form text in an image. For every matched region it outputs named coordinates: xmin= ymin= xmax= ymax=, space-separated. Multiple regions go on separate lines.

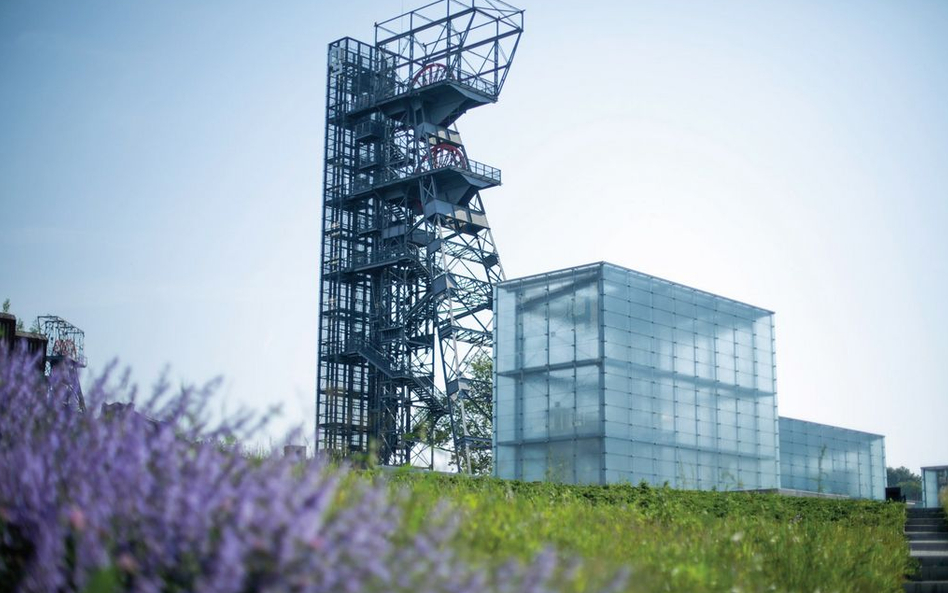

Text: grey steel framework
xmin=37 ymin=315 xmax=87 ymax=412
xmin=316 ymin=0 xmax=523 ymax=471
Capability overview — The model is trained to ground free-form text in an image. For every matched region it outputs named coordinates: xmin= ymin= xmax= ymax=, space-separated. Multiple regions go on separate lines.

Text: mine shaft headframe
xmin=36 ymin=315 xmax=87 ymax=368
xmin=374 ymin=0 xmax=523 ymax=99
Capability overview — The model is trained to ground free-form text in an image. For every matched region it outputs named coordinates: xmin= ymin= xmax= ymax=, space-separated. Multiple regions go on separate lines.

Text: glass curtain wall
xmin=778 ymin=417 xmax=886 ymax=500
xmin=494 ymin=262 xmax=780 ymax=489
xmin=494 ymin=264 xmax=603 ymax=483
xmin=922 ymin=466 xmax=948 ymax=508
xmin=600 ymin=263 xmax=779 ymax=490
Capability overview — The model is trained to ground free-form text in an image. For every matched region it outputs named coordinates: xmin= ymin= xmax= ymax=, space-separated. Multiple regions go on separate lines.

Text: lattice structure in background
xmin=37 ymin=315 xmax=87 ymax=412
xmin=316 ymin=0 xmax=522 ymax=472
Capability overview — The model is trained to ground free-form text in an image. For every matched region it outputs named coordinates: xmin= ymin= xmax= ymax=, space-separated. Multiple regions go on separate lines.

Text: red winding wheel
xmin=53 ymin=339 xmax=77 ymax=358
xmin=411 ymin=63 xmax=448 ymax=88
xmin=427 ymin=143 xmax=467 ymax=169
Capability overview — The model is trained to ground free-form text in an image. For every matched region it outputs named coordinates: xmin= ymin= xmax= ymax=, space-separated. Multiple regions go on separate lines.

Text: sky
xmin=1 ymin=0 xmax=946 ymax=471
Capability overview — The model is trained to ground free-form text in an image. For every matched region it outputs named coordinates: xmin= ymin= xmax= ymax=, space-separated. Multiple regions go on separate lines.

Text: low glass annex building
xmin=778 ymin=417 xmax=885 ymax=499
xmin=921 ymin=466 xmax=948 ymax=508
xmin=493 ymin=262 xmax=886 ymax=499
xmin=493 ymin=262 xmax=780 ymax=490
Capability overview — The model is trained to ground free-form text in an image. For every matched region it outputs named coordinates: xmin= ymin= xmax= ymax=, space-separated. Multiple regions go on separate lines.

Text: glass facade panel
xmin=922 ymin=466 xmax=948 ymax=508
xmin=494 ymin=263 xmax=779 ymax=489
xmin=492 ymin=264 xmax=603 ymax=484
xmin=778 ymin=417 xmax=886 ymax=500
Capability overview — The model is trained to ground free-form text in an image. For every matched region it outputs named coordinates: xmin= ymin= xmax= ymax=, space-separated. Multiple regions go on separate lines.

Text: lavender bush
xmin=0 ymin=346 xmax=620 ymax=593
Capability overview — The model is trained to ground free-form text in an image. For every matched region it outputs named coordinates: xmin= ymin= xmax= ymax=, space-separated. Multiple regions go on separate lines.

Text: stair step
xmin=905 ymin=509 xmax=948 ymax=590
xmin=908 ymin=524 xmax=948 ymax=533
xmin=915 ymin=565 xmax=948 ymax=582
xmin=909 ymin=509 xmax=946 ymax=516
xmin=909 ymin=532 xmax=948 ymax=541
xmin=914 ymin=579 xmax=948 ymax=589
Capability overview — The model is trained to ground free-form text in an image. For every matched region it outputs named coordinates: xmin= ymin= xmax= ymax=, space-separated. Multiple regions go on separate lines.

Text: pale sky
xmin=2 ymin=0 xmax=946 ymax=471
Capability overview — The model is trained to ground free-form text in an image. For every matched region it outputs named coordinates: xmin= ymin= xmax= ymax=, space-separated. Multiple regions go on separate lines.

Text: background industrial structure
xmin=0 ymin=312 xmax=87 ymax=411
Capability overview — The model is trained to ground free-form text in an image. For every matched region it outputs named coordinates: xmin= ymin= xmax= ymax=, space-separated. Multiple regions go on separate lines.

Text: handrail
xmin=346 ymin=67 xmax=498 ymax=114
xmin=349 ymin=244 xmax=424 ymax=269
xmin=354 ymin=119 xmax=387 ymax=138
xmin=465 ymin=159 xmax=502 ymax=183
xmin=352 ymin=157 xmax=500 ymax=195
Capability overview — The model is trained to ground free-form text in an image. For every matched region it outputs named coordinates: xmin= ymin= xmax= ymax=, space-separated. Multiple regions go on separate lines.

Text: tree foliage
xmin=886 ymin=466 xmax=921 ymax=501
xmin=463 ymin=354 xmax=493 ymax=475
xmin=432 ymin=353 xmax=493 ymax=475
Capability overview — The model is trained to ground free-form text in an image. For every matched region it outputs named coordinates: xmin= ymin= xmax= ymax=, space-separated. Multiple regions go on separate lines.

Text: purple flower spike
xmin=0 ymin=346 xmax=626 ymax=593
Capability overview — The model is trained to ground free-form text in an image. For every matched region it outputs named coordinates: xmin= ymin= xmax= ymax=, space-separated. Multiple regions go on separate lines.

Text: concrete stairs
xmin=905 ymin=507 xmax=948 ymax=593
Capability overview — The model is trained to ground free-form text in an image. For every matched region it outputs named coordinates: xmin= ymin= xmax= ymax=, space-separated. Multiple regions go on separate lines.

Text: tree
xmin=887 ymin=466 xmax=922 ymax=501
xmin=4 ymin=299 xmax=24 ymax=331
xmin=462 ymin=354 xmax=493 ymax=475
xmin=432 ymin=353 xmax=493 ymax=475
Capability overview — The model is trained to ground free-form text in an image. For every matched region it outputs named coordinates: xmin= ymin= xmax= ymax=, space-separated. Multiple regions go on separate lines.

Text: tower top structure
xmin=374 ymin=0 xmax=523 ymax=98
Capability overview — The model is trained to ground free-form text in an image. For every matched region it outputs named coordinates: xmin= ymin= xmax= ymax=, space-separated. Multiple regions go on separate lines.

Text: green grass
xmin=373 ymin=471 xmax=911 ymax=593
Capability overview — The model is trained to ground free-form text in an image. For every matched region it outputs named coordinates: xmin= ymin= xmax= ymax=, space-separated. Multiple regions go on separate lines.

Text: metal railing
xmin=351 ymin=157 xmax=500 ymax=196
xmin=348 ymin=244 xmax=424 ymax=270
xmin=346 ymin=68 xmax=498 ymax=115
xmin=354 ymin=119 xmax=387 ymax=139
xmin=465 ymin=159 xmax=502 ymax=183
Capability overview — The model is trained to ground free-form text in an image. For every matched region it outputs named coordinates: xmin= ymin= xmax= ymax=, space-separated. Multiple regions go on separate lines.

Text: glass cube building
xmin=922 ymin=466 xmax=948 ymax=508
xmin=778 ymin=417 xmax=885 ymax=499
xmin=493 ymin=262 xmax=780 ymax=489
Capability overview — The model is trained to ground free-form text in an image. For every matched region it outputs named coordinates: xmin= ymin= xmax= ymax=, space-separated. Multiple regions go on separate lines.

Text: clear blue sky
xmin=2 ymin=0 xmax=946 ymax=470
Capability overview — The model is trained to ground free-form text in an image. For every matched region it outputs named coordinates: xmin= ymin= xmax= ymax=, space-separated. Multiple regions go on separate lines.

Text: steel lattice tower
xmin=316 ymin=0 xmax=523 ymax=472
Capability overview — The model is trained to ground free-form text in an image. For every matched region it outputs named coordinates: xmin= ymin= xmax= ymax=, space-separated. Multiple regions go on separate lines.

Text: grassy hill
xmin=380 ymin=470 xmax=911 ymax=592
